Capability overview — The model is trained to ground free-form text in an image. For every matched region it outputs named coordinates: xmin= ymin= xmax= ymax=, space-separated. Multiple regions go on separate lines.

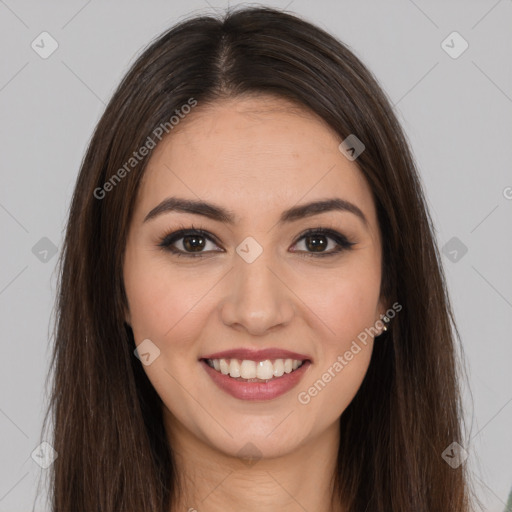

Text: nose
xmin=219 ymin=249 xmax=295 ymax=336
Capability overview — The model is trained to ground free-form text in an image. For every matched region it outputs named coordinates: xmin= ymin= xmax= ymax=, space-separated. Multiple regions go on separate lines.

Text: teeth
xmin=256 ymin=360 xmax=273 ymax=380
xmin=229 ymin=359 xmax=241 ymax=378
xmin=273 ymin=359 xmax=284 ymax=377
xmin=240 ymin=360 xmax=256 ymax=379
xmin=219 ymin=359 xmax=229 ymax=375
xmin=206 ymin=358 xmax=305 ymax=380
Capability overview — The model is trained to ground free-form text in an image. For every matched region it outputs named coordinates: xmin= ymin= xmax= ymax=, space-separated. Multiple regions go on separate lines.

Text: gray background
xmin=1 ymin=1 xmax=511 ymax=510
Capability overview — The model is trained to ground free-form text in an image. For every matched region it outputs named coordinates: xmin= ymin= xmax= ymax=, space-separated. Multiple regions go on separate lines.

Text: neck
xmin=164 ymin=409 xmax=344 ymax=512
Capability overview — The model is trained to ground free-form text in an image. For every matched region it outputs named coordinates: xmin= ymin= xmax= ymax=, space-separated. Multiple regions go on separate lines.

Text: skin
xmin=123 ymin=94 xmax=389 ymax=512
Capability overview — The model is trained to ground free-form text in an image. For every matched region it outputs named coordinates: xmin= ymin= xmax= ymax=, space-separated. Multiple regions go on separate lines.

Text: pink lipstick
xmin=199 ymin=348 xmax=312 ymax=401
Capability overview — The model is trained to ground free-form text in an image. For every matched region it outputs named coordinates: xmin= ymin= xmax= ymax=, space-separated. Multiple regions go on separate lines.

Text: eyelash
xmin=157 ymin=223 xmax=356 ymax=259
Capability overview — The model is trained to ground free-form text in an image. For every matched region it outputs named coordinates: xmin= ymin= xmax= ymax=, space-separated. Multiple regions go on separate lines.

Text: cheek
xmin=297 ymin=260 xmax=381 ymax=346
xmin=296 ymin=280 xmax=377 ymax=419
xmin=124 ymin=253 xmax=205 ymax=342
xmin=123 ymin=256 xmax=208 ymax=401
xmin=332 ymin=285 xmax=379 ymax=342
xmin=291 ymin=260 xmax=379 ymax=414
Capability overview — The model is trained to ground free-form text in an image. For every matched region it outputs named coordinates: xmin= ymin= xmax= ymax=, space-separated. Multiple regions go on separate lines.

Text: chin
xmin=196 ymin=412 xmax=311 ymax=459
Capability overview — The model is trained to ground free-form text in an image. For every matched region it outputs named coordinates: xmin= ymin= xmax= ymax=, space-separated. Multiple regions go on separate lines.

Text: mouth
xmin=199 ymin=356 xmax=312 ymax=401
xmin=202 ymin=357 xmax=308 ymax=382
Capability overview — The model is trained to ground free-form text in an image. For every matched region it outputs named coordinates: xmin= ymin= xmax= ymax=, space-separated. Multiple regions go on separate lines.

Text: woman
xmin=41 ymin=6 xmax=479 ymax=511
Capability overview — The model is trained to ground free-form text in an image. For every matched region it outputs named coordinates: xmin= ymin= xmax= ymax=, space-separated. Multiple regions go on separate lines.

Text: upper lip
xmin=201 ymin=348 xmax=312 ymax=362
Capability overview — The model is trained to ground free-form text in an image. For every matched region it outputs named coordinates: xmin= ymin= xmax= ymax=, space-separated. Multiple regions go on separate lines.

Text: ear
xmin=375 ymin=296 xmax=390 ymax=337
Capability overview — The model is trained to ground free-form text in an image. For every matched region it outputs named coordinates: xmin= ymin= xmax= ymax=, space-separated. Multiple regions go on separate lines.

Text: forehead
xmin=134 ymin=95 xmax=377 ymax=229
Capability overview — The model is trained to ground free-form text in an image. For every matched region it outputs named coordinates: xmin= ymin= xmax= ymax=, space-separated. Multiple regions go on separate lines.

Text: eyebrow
xmin=143 ymin=196 xmax=368 ymax=227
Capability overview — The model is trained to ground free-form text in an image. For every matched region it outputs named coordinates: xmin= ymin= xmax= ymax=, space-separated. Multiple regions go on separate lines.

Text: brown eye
xmin=158 ymin=226 xmax=355 ymax=259
xmin=291 ymin=228 xmax=356 ymax=257
xmin=181 ymin=234 xmax=207 ymax=252
xmin=159 ymin=228 xmax=222 ymax=257
xmin=303 ymin=234 xmax=330 ymax=252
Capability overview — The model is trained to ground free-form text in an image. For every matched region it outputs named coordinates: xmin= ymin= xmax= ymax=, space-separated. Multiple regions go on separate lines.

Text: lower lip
xmin=200 ymin=359 xmax=311 ymax=401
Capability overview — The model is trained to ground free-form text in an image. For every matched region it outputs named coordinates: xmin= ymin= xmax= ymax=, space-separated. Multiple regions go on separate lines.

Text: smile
xmin=200 ymin=358 xmax=311 ymax=401
xmin=205 ymin=357 xmax=305 ymax=381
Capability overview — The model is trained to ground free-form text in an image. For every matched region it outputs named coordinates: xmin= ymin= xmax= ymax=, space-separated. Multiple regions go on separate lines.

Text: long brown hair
xmin=39 ymin=6 xmax=480 ymax=511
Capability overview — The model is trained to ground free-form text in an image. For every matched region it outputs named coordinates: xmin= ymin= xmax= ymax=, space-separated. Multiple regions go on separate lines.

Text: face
xmin=123 ymin=94 xmax=387 ymax=460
